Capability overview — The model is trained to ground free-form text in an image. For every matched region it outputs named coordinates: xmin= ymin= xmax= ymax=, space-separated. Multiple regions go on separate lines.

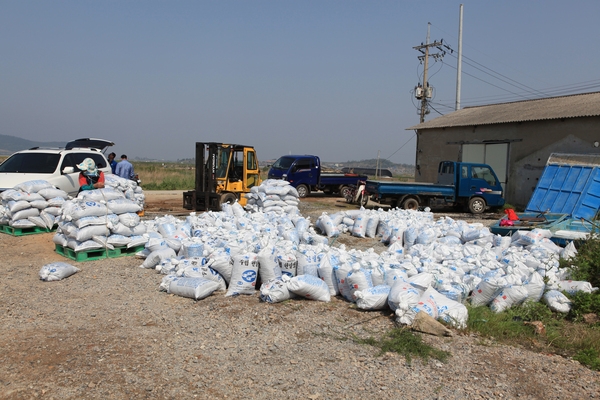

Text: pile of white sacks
xmin=53 ymin=187 xmax=146 ymax=252
xmin=244 ymin=179 xmax=300 ymax=214
xmin=104 ymin=174 xmax=145 ymax=210
xmin=0 ymin=180 xmax=69 ymax=229
xmin=134 ymin=180 xmax=597 ymax=329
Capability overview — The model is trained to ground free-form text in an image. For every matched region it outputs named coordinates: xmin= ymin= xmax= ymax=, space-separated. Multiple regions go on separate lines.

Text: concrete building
xmin=407 ymin=92 xmax=600 ymax=209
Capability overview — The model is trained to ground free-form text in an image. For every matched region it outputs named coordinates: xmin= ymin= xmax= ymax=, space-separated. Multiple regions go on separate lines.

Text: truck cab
xmin=268 ymin=155 xmax=320 ymax=196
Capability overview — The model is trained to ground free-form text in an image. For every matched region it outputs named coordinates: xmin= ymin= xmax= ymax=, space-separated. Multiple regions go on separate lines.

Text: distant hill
xmin=0 ymin=134 xmax=66 ymax=155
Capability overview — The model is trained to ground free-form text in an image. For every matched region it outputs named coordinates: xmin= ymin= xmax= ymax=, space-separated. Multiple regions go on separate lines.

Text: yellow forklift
xmin=183 ymin=142 xmax=262 ymax=211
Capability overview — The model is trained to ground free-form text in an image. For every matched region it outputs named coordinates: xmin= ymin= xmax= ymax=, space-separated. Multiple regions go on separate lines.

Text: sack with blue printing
xmin=490 ymin=285 xmax=528 ymax=313
xmin=542 ymin=290 xmax=572 ymax=313
xmin=414 ymin=287 xmax=439 ymax=319
xmin=428 ymin=289 xmax=469 ymax=329
xmin=208 ymin=248 xmax=233 ymax=283
xmin=316 ymin=213 xmax=339 ymax=238
xmin=388 ymin=279 xmax=423 ymax=312
xmin=168 ymin=277 xmax=220 ymax=300
xmin=283 ymin=274 xmax=331 ymax=302
xmin=27 ymin=216 xmax=47 ymax=229
xmin=63 ymin=200 xmax=109 ymax=221
xmin=384 ymin=267 xmax=409 ymax=286
xmin=556 ymin=280 xmax=597 ymax=295
xmin=355 ymin=285 xmax=391 ymax=310
xmin=7 ymin=200 xmax=30 ymax=213
xmin=404 ymin=227 xmax=418 ymax=248
xmin=177 ymin=264 xmax=226 ymax=291
xmin=258 ymin=245 xmax=282 ymax=282
xmin=179 ymin=240 xmax=205 ymax=258
xmin=39 ymin=262 xmax=80 ymax=281
xmin=277 ymin=252 xmax=298 ymax=277
xmin=470 ymin=276 xmax=507 ymax=307
xmin=259 ymin=278 xmax=295 ymax=303
xmin=107 ymin=234 xmax=132 ymax=247
xmin=71 ymin=224 xmax=110 ymax=242
xmin=333 ymin=261 xmax=354 ymax=302
xmin=346 ymin=263 xmax=373 ymax=299
xmin=159 ymin=275 xmax=179 ymax=292
xmin=351 ymin=213 xmax=368 ymax=238
xmin=226 ymin=253 xmax=259 ymax=296
xmin=141 ymin=247 xmax=177 ymax=269
xmin=296 ymin=248 xmax=319 ymax=277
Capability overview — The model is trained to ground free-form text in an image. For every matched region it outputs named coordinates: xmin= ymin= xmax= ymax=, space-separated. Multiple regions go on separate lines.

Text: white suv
xmin=0 ymin=138 xmax=114 ymax=196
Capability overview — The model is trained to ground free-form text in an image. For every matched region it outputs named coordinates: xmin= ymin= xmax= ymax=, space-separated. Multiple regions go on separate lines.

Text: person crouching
xmin=77 ymin=158 xmax=105 ymax=193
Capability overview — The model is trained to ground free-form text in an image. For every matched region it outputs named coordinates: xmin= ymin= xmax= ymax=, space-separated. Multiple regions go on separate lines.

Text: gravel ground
xmin=0 ymin=193 xmax=598 ymax=399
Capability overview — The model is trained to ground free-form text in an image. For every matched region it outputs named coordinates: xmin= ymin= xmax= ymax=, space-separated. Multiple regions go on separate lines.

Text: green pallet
xmin=55 ymin=244 xmax=145 ymax=262
xmin=0 ymin=224 xmax=54 ymax=236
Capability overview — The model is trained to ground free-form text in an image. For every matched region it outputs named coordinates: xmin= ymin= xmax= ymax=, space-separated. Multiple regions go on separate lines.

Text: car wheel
xmin=296 ymin=184 xmax=309 ymax=198
xmin=468 ymin=197 xmax=486 ymax=214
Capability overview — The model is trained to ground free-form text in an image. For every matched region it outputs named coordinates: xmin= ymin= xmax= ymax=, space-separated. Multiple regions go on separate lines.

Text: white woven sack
xmin=15 ymin=180 xmax=53 ymax=193
xmin=346 ymin=263 xmax=373 ymax=298
xmin=225 ymin=253 xmax=259 ymax=297
xmin=168 ymin=277 xmax=220 ymax=300
xmin=37 ymin=187 xmax=68 ymax=200
xmin=260 ymin=278 xmax=295 ymax=303
xmin=542 ymin=290 xmax=572 ymax=313
xmin=208 ymin=248 xmax=232 ymax=283
xmin=39 ymin=262 xmax=80 ymax=281
xmin=490 ymin=285 xmax=528 ymax=313
xmin=317 ymin=252 xmax=339 ymax=296
xmin=556 ymin=280 xmax=596 ymax=295
xmin=388 ymin=279 xmax=423 ymax=312
xmin=106 ymin=198 xmax=141 ymax=214
xmin=257 ymin=246 xmax=282 ymax=282
xmin=178 ymin=265 xmax=226 ymax=291
xmin=470 ymin=276 xmax=506 ymax=307
xmin=284 ymin=274 xmax=331 ymax=302
xmin=355 ymin=285 xmax=391 ymax=310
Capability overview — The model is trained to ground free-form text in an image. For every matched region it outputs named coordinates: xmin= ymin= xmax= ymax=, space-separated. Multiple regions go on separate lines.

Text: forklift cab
xmin=183 ymin=142 xmax=261 ymax=211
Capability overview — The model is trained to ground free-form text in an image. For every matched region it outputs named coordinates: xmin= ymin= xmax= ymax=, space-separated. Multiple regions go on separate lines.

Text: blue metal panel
xmin=526 ymin=164 xmax=600 ymax=220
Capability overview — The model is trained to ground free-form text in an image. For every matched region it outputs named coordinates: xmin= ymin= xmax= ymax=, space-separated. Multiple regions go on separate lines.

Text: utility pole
xmin=455 ymin=4 xmax=464 ymax=110
xmin=413 ymin=23 xmax=445 ymax=123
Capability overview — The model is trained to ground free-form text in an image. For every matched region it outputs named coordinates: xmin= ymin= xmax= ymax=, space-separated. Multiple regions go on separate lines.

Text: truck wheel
xmin=402 ymin=197 xmax=419 ymax=211
xmin=296 ymin=184 xmax=309 ymax=198
xmin=220 ymin=193 xmax=237 ymax=205
xmin=468 ymin=197 xmax=486 ymax=214
xmin=340 ymin=186 xmax=352 ymax=199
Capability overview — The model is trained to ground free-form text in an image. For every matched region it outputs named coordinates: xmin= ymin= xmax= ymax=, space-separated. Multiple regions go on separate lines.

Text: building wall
xmin=414 ymin=116 xmax=600 ymax=209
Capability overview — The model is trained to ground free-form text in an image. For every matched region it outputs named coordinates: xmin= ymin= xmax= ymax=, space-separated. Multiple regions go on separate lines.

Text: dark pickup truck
xmin=268 ymin=155 xmax=368 ymax=198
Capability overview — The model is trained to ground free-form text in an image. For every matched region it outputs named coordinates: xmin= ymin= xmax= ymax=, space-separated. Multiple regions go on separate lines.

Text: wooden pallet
xmin=54 ymin=244 xmax=145 ymax=262
xmin=0 ymin=224 xmax=54 ymax=236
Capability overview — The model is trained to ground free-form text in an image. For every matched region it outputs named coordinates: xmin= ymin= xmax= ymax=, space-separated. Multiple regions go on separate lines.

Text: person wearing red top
xmin=77 ymin=158 xmax=105 ymax=193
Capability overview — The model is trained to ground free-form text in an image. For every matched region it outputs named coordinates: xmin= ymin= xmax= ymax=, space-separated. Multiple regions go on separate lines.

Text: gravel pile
xmin=0 ymin=199 xmax=598 ymax=399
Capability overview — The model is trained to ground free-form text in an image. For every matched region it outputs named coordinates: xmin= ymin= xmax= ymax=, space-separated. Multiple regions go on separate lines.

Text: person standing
xmin=77 ymin=158 xmax=105 ymax=193
xmin=115 ymin=154 xmax=135 ymax=180
xmin=107 ymin=152 xmax=117 ymax=174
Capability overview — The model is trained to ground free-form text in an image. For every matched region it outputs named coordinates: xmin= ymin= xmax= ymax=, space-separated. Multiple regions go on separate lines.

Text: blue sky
xmin=2 ymin=1 xmax=599 ymax=164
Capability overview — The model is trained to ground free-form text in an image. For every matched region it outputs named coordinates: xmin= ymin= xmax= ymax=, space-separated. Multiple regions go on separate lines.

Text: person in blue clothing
xmin=107 ymin=152 xmax=117 ymax=174
xmin=115 ymin=154 xmax=135 ymax=180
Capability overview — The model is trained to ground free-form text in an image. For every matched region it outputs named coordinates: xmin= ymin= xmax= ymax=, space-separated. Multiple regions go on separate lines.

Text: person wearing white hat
xmin=77 ymin=158 xmax=105 ymax=192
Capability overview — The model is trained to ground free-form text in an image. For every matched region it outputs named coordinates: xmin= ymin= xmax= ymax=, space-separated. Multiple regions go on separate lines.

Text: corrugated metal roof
xmin=407 ymin=91 xmax=600 ymax=130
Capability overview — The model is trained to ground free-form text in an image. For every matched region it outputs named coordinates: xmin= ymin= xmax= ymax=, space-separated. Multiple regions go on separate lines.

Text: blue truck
xmin=363 ymin=161 xmax=505 ymax=214
xmin=268 ymin=155 xmax=368 ymax=198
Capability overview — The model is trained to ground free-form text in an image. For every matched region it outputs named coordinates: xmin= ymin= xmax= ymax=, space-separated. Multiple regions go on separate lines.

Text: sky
xmin=2 ymin=1 xmax=600 ymax=164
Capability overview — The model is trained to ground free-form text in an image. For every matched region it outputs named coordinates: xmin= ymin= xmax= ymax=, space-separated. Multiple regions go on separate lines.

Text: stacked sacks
xmin=244 ymin=179 xmax=300 ymax=215
xmin=104 ymin=174 xmax=145 ymax=210
xmin=0 ymin=180 xmax=68 ymax=230
xmin=53 ymin=188 xmax=146 ymax=253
